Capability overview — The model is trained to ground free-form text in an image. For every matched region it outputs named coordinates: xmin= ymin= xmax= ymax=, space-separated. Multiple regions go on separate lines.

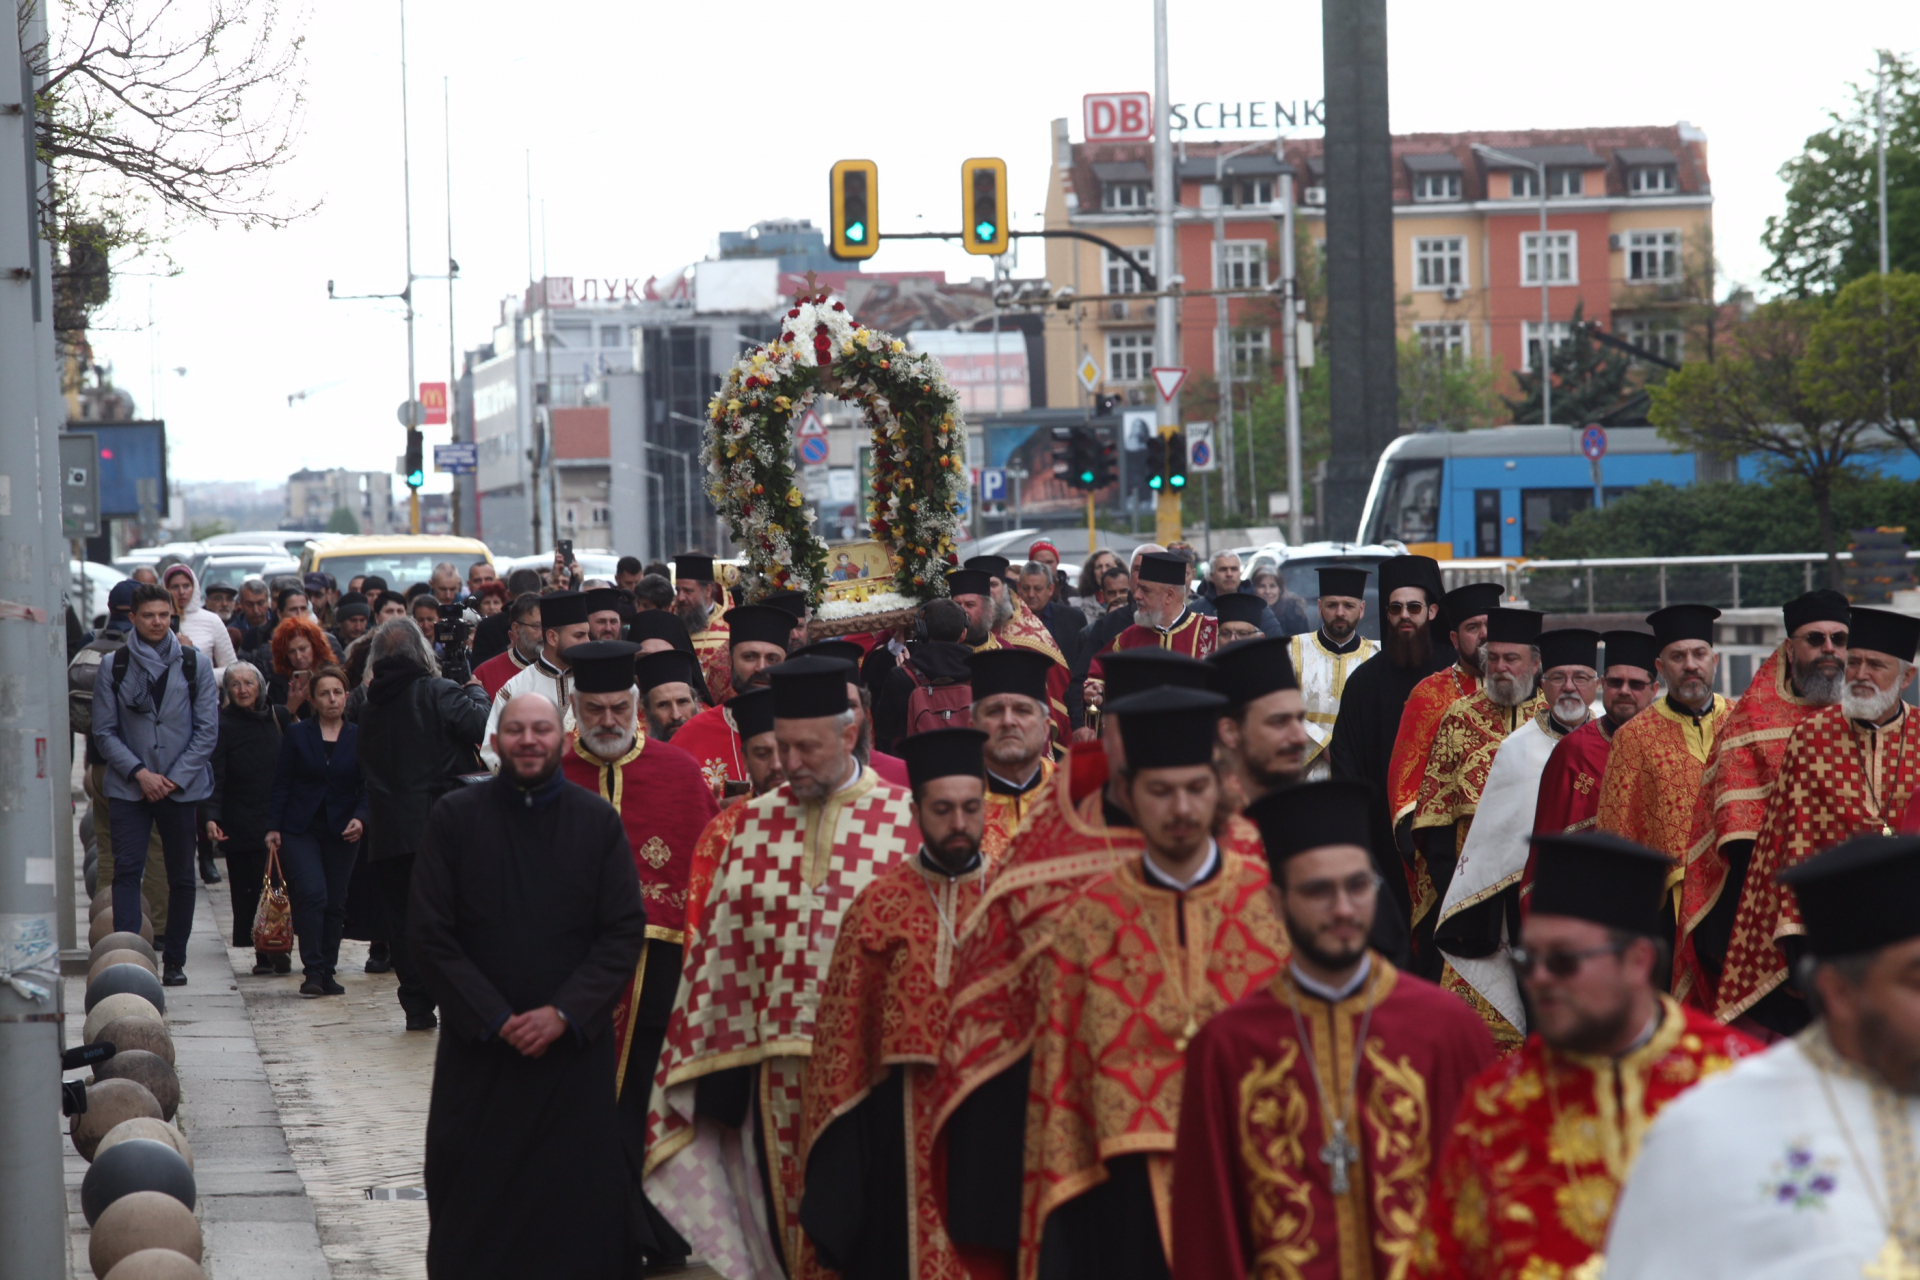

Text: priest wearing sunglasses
xmin=1415 ymin=832 xmax=1757 ymax=1280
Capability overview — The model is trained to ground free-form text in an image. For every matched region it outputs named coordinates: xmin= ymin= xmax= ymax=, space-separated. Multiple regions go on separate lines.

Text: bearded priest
xmin=1595 ymin=604 xmax=1732 ymax=866
xmin=1171 ymin=779 xmax=1495 ymax=1280
xmin=1606 ymin=833 xmax=1920 ymax=1280
xmin=1673 ymin=589 xmax=1849 ymax=1027
xmin=1417 ymin=832 xmax=1756 ymax=1280
xmin=643 ymin=657 xmax=918 ymax=1279
xmin=1081 ymin=553 xmax=1219 ymax=719
xmin=1714 ymin=607 xmax=1920 ymax=1030
xmin=1531 ymin=629 xmax=1663 ymax=840
xmin=672 ymin=603 xmax=793 ymax=800
xmin=968 ymin=648 xmax=1058 ymax=857
xmin=798 ymin=728 xmax=995 ymax=1280
xmin=948 ymin=565 xmax=1073 ymax=748
xmin=557 ymin=641 xmax=719 ymax=1270
xmin=1435 ymin=626 xmax=1601 ymax=1049
xmin=1289 ymin=566 xmax=1378 ymax=781
xmin=1410 ymin=606 xmax=1548 ymax=980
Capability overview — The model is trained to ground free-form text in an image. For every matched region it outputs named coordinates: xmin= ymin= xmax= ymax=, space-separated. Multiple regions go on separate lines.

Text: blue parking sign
xmin=981 ymin=467 xmax=1008 ymax=503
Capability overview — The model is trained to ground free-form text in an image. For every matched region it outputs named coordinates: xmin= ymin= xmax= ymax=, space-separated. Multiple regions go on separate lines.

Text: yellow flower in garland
xmin=785 ymin=488 xmax=803 ymax=508
xmin=773 ymin=395 xmax=792 ymax=412
xmin=726 ymin=398 xmax=743 ymax=413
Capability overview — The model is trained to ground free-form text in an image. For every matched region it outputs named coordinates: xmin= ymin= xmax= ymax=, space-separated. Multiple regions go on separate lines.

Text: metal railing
xmin=1439 ymin=551 xmax=1920 ymax=615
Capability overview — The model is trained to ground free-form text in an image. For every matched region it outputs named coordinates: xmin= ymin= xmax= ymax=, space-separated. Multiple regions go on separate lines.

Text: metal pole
xmin=444 ymin=76 xmax=459 ymax=537
xmin=1 ymin=6 xmax=72 ymax=1269
xmin=1280 ymin=171 xmax=1304 ymax=544
xmin=1151 ymin=0 xmax=1182 ymax=546
xmin=1214 ymin=154 xmax=1231 ymax=518
xmin=1538 ymin=161 xmax=1551 ymax=427
xmin=399 ymin=0 xmax=420 ymax=533
xmin=1878 ymin=51 xmax=1892 ymax=278
xmin=1087 ymin=489 xmax=1096 ymax=555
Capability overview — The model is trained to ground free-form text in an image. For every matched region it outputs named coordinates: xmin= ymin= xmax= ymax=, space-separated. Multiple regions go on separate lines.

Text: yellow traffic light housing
xmin=830 ymin=159 xmax=880 ymax=261
xmin=961 ymin=157 xmax=1008 ymax=255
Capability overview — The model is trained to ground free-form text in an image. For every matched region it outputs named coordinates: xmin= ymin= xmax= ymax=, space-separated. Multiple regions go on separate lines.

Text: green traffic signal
xmin=1170 ymin=474 xmax=1186 ymax=489
xmin=976 ymin=219 xmax=996 ymax=241
xmin=847 ymin=221 xmax=866 ymax=243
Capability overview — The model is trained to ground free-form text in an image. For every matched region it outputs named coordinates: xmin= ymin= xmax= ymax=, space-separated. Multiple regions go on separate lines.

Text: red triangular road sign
xmin=1150 ymin=366 xmax=1188 ymax=402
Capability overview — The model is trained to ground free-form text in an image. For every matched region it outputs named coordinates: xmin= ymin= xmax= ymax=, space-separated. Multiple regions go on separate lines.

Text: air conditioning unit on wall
xmin=1303 ymin=186 xmax=1326 ymax=206
xmin=1442 ymin=284 xmax=1463 ymax=302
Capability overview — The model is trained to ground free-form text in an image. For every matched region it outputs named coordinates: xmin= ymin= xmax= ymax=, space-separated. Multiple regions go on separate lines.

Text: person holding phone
xmin=267 ymin=615 xmax=334 ymax=721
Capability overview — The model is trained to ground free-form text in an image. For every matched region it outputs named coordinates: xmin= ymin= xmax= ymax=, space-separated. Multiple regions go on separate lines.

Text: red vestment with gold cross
xmin=1018 ymin=842 xmax=1286 ymax=1280
xmin=1716 ymin=704 xmax=1920 ymax=1022
xmin=1595 ymin=695 xmax=1731 ymax=869
xmin=672 ymin=700 xmax=745 ymax=802
xmin=1671 ymin=643 xmax=1823 ymax=1009
xmin=558 ymin=731 xmax=719 ymax=1096
xmin=1169 ymin=960 xmax=1497 ymax=1280
xmin=1080 ymin=609 xmax=1220 ymax=716
xmin=643 ymin=767 xmax=918 ymax=1280
xmin=1414 ymin=998 xmax=1755 ymax=1280
xmin=797 ymin=853 xmax=993 ymax=1280
xmin=1531 ymin=716 xmax=1615 ymax=841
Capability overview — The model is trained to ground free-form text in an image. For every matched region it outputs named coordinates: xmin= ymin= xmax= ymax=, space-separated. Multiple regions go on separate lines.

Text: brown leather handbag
xmin=252 ymin=847 xmax=294 ymax=954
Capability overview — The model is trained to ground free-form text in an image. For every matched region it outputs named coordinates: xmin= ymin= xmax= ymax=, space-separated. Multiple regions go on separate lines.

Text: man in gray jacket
xmin=92 ymin=582 xmax=220 ymax=985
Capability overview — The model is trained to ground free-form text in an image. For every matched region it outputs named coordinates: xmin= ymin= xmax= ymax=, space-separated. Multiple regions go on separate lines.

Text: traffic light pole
xmin=1151 ymin=0 xmax=1183 ymax=548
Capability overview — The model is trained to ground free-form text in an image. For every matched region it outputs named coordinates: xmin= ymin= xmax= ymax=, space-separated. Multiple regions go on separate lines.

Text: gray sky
xmin=85 ymin=0 xmax=1911 ymax=489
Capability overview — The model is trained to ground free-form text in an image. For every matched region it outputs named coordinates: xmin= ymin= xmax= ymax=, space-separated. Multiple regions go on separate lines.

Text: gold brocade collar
xmin=1274 ymin=949 xmax=1400 ymax=1013
xmin=796 ymin=765 xmax=880 ymax=889
xmin=1542 ymin=994 xmax=1689 ymax=1180
xmin=572 ymin=728 xmax=646 ymax=806
xmin=1651 ymin=693 xmax=1726 ymax=764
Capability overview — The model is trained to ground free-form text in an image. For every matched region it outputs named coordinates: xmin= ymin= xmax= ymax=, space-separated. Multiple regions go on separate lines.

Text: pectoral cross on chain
xmin=1865 ymin=1237 xmax=1920 ymax=1280
xmin=1320 ymin=1119 xmax=1361 ymax=1195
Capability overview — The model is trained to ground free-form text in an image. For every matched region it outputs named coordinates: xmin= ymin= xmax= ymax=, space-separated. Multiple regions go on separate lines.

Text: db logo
xmin=1084 ymin=93 xmax=1152 ymax=143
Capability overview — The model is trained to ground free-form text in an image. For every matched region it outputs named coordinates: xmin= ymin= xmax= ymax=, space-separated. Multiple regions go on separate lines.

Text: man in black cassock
xmin=411 ymin=690 xmax=648 ymax=1279
xmin=1325 ymin=553 xmax=1451 ymax=963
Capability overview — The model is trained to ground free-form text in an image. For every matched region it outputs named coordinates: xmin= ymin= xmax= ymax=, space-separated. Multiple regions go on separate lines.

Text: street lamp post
xmin=1473 ymin=143 xmax=1552 ymax=427
xmin=1210 ymin=137 xmax=1273 ymax=518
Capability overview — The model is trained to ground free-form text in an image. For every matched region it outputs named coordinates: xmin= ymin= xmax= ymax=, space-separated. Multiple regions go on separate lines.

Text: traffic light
xmin=1091 ymin=430 xmax=1117 ymax=488
xmin=404 ymin=429 xmax=425 ymax=489
xmin=830 ymin=160 xmax=880 ymax=261
xmin=1146 ymin=429 xmax=1188 ymax=492
xmin=961 ymin=157 xmax=1008 ymax=255
xmin=1051 ymin=425 xmax=1096 ymax=491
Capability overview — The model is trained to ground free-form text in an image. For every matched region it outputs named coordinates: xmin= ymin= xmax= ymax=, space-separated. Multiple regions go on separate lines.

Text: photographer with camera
xmin=356 ymin=617 xmax=490 ymax=1031
xmin=480 ymin=590 xmax=591 ymax=770
xmin=432 ymin=598 xmax=477 ymax=687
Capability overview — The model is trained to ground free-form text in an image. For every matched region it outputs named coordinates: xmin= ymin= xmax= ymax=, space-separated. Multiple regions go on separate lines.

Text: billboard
xmin=87 ymin=421 xmax=168 ymax=519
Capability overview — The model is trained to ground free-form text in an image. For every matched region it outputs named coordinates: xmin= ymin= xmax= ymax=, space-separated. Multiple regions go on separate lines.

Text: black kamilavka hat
xmin=562 ymin=640 xmax=643 ymax=694
xmin=899 ymin=728 xmax=988 ymax=788
xmin=1207 ymin=636 xmax=1298 ymax=708
xmin=1779 ymin=834 xmax=1920 ymax=959
xmin=1107 ymin=686 xmax=1227 ymax=769
xmin=1527 ymin=832 xmax=1672 ymax=937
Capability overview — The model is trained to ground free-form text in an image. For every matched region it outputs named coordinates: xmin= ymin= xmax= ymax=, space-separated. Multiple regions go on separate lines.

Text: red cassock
xmin=1414 ymin=999 xmax=1755 ymax=1280
xmin=682 ymin=795 xmax=751 ymax=945
xmin=473 ymin=647 xmax=530 ymax=700
xmin=1520 ymin=716 xmax=1617 ymax=902
xmin=1170 ymin=961 xmax=1496 ymax=1280
xmin=672 ymin=700 xmax=745 ymax=801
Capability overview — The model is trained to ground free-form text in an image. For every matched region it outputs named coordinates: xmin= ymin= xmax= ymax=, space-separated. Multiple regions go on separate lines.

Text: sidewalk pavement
xmin=64 ymin=873 xmax=331 ymax=1280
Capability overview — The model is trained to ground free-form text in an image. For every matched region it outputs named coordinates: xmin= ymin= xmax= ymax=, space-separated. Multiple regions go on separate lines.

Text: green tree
xmin=1397 ymin=337 xmax=1504 ymax=433
xmin=1649 ymin=298 xmax=1889 ymax=582
xmin=1763 ymin=52 xmax=1920 ymax=295
xmin=1504 ymin=302 xmax=1632 ymax=424
xmin=1801 ymin=270 xmax=1920 ymax=455
xmin=325 ymin=506 xmax=360 ymax=535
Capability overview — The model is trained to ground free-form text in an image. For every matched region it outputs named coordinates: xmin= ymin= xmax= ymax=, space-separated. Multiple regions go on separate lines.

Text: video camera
xmin=434 ymin=600 xmax=474 ymax=685
xmin=62 ymin=1041 xmax=116 ymax=1117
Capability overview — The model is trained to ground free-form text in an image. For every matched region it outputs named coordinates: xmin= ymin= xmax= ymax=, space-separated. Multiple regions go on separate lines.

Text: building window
xmin=1232 ymin=178 xmax=1274 ymax=207
xmin=1523 ymin=321 xmax=1573 ymax=371
xmin=1215 ymin=241 xmax=1267 ymax=290
xmin=1230 ymin=327 xmax=1272 ymax=376
xmin=1414 ymin=237 xmax=1467 ymax=290
xmin=1415 ymin=322 xmax=1470 ymax=360
xmin=1629 ymin=166 xmax=1676 ymax=195
xmin=1107 ymin=332 xmax=1152 ymax=382
xmin=591 ymin=504 xmax=612 ymax=526
xmin=1627 ymin=230 xmax=1682 ymax=282
xmin=1413 ymin=172 xmax=1461 ymax=202
xmin=1617 ymin=317 xmax=1683 ymax=365
xmin=600 ymin=325 xmax=623 ymax=347
xmin=1510 ymin=169 xmax=1539 ymax=199
xmin=1548 ymin=168 xmax=1584 ymax=197
xmin=1522 ymin=232 xmax=1577 ymax=285
xmin=1103 ymin=182 xmax=1151 ymax=210
xmin=1105 ymin=246 xmax=1153 ymax=295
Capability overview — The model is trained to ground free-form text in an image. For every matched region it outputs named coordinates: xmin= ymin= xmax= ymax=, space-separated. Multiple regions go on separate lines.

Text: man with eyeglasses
xmin=1172 ymin=779 xmax=1494 ymax=1280
xmin=1435 ymin=627 xmax=1603 ymax=1049
xmin=1672 ymin=590 xmax=1848 ymax=1029
xmin=1409 ymin=607 xmax=1548 ymax=982
xmin=1597 ymin=604 xmax=1733 ymax=871
xmin=472 ymin=593 xmax=543 ymax=699
xmin=1532 ymin=630 xmax=1663 ymax=845
xmin=1289 ymin=566 xmax=1378 ymax=781
xmin=1418 ymin=832 xmax=1755 ymax=1280
xmin=1715 ymin=607 xmax=1920 ymax=1039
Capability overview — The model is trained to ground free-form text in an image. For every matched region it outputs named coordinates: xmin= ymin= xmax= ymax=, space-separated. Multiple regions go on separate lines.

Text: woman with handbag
xmin=204 ymin=661 xmax=294 ymax=975
xmin=266 ymin=665 xmax=369 ymax=997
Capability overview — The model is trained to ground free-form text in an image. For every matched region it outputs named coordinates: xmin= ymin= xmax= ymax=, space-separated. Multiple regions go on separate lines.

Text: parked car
xmin=299 ymin=535 xmax=494 ymax=592
xmin=113 ymin=541 xmax=207 ymax=577
xmin=204 ymin=529 xmax=328 ymax=559
xmin=198 ymin=553 xmax=301 ymax=594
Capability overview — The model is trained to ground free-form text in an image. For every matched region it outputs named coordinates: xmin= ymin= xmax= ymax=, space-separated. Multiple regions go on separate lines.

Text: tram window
xmin=1368 ymin=459 xmax=1442 ymax=545
xmin=1521 ymin=488 xmax=1595 ymax=554
xmin=1474 ymin=490 xmax=1503 ymax=558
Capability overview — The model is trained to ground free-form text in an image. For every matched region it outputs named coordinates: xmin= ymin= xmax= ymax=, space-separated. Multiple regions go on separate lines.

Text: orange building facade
xmin=1039 ymin=120 xmax=1714 ymax=415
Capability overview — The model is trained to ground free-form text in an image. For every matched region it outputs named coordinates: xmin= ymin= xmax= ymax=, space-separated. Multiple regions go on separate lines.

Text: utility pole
xmin=1878 ymin=50 xmax=1892 ymax=278
xmin=445 ymin=77 xmax=460 ymax=537
xmin=1 ymin=6 xmax=75 ymax=1272
xmin=1151 ymin=0 xmax=1182 ymax=546
xmin=1280 ymin=169 xmax=1304 ymax=544
xmin=399 ymin=0 xmax=420 ymax=534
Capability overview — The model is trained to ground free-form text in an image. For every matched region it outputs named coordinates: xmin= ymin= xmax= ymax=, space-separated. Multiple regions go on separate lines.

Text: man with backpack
xmin=91 ymin=582 xmax=220 ymax=986
xmin=874 ymin=598 xmax=976 ymax=753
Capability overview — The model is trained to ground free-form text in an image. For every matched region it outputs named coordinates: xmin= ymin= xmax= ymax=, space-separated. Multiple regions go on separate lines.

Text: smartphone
xmin=558 ymin=538 xmax=576 ymax=566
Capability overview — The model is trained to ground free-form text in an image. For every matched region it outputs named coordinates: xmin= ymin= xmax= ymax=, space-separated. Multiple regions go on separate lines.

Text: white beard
xmin=1486 ymin=672 xmax=1531 ymax=708
xmin=583 ymin=727 xmax=636 ymax=759
xmin=1554 ymin=694 xmax=1591 ymax=725
xmin=1843 ymin=682 xmax=1902 ymax=723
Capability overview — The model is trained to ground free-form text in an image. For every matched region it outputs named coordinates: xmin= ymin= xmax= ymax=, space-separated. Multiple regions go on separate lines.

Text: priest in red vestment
xmin=1081 ymin=552 xmax=1219 ymax=719
xmin=949 ymin=565 xmax=1073 ymax=748
xmin=1672 ymin=591 xmax=1848 ymax=1028
xmin=1715 ymin=606 xmax=1920 ymax=1027
xmin=1595 ymin=604 xmax=1732 ymax=869
xmin=672 ymin=603 xmax=792 ymax=800
xmin=1531 ymin=630 xmax=1661 ymax=842
xmin=557 ymin=641 xmax=720 ymax=1269
xmin=643 ymin=657 xmax=919 ymax=1279
xmin=969 ymin=648 xmax=1060 ymax=862
xmin=1008 ymin=686 xmax=1287 ymax=1280
xmin=472 ymin=591 xmax=541 ymax=698
xmin=1415 ymin=832 xmax=1756 ymax=1280
xmin=674 ymin=552 xmax=732 ymax=677
xmin=1170 ymin=779 xmax=1497 ymax=1280
xmin=799 ymin=729 xmax=996 ymax=1280
xmin=683 ymin=688 xmax=781 ymax=945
